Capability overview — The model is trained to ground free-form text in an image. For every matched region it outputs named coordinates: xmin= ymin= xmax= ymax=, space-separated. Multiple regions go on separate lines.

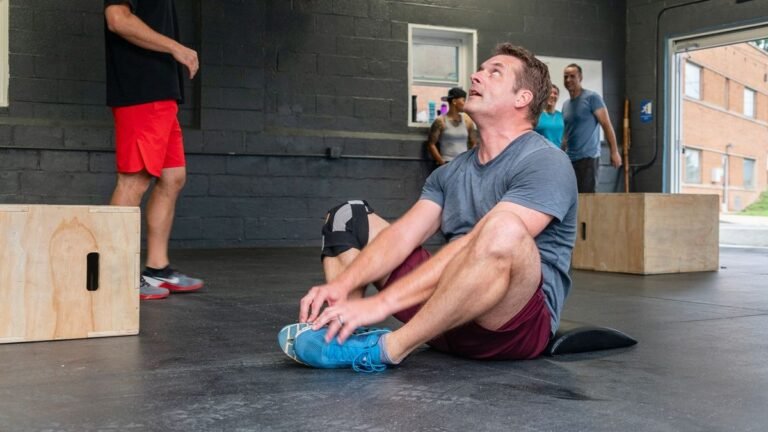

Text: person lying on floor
xmin=279 ymin=43 xmax=577 ymax=372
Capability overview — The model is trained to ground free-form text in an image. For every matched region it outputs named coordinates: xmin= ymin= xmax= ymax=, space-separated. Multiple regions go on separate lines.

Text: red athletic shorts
xmin=382 ymin=247 xmax=552 ymax=360
xmin=112 ymin=100 xmax=185 ymax=177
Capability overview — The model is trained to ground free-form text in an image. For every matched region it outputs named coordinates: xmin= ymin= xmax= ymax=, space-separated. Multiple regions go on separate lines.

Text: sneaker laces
xmin=353 ymin=326 xmax=386 ymax=335
xmin=352 ymin=349 xmax=387 ymax=373
xmin=324 ymin=336 xmax=387 ymax=373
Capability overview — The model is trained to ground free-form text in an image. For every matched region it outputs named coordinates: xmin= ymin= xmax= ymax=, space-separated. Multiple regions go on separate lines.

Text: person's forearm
xmin=107 ymin=10 xmax=182 ymax=56
xmin=605 ymin=125 xmax=619 ymax=153
xmin=377 ymin=233 xmax=472 ymax=315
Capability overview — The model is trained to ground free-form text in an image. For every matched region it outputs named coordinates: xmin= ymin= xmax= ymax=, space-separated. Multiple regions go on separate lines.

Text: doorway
xmin=668 ymin=24 xmax=768 ymax=215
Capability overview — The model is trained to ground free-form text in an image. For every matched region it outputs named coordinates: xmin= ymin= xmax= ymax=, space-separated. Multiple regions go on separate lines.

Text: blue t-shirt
xmin=534 ymin=111 xmax=564 ymax=148
xmin=562 ymin=89 xmax=606 ymax=161
xmin=420 ymin=132 xmax=578 ymax=334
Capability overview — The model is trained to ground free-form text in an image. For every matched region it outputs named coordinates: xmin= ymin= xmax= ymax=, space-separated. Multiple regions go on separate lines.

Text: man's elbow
xmin=105 ymin=19 xmax=119 ymax=33
xmin=105 ymin=6 xmax=130 ymax=34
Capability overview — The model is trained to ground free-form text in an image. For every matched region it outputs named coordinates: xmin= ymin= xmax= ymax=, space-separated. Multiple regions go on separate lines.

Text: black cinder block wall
xmin=1 ymin=0 xmax=625 ymax=247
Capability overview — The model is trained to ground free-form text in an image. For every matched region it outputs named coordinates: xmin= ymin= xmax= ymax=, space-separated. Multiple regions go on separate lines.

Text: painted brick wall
xmin=681 ymin=44 xmax=768 ymax=211
xmin=1 ymin=0 xmax=625 ymax=247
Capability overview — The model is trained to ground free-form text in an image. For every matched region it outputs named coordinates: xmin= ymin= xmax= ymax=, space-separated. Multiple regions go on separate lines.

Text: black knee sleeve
xmin=321 ymin=200 xmax=375 ymax=258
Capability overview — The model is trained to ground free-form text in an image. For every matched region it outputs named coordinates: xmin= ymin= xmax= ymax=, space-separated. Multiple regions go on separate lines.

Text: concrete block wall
xmin=1 ymin=0 xmax=625 ymax=248
xmin=625 ymin=0 xmax=767 ymax=193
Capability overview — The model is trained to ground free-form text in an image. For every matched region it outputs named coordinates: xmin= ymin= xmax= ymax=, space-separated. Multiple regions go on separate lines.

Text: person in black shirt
xmin=104 ymin=0 xmax=203 ymax=300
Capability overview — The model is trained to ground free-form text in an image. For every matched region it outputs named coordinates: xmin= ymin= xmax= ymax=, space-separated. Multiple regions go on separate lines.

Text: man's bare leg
xmin=322 ymin=212 xmax=391 ymax=300
xmin=110 ymin=171 xmax=152 ymax=207
xmin=382 ymin=211 xmax=542 ymax=362
xmin=145 ymin=167 xmax=186 ymax=269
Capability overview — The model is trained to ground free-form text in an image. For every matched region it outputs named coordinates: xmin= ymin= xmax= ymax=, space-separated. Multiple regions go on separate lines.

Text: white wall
xmin=538 ymin=56 xmax=603 ymax=111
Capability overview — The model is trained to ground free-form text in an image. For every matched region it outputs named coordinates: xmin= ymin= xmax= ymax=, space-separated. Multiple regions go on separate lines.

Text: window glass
xmin=744 ymin=158 xmax=755 ymax=189
xmin=744 ymin=88 xmax=755 ymax=118
xmin=685 ymin=148 xmax=701 ymax=184
xmin=685 ymin=62 xmax=701 ymax=100
xmin=413 ymin=43 xmax=458 ymax=83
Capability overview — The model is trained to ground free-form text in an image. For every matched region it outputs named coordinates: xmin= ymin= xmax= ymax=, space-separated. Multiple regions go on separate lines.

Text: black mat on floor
xmin=545 ymin=320 xmax=638 ymax=356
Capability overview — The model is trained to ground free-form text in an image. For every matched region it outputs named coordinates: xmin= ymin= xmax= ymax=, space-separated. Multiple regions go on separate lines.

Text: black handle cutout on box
xmin=581 ymin=222 xmax=587 ymax=241
xmin=87 ymin=252 xmax=99 ymax=291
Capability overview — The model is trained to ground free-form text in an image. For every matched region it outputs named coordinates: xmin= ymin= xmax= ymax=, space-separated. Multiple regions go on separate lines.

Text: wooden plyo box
xmin=0 ymin=205 xmax=140 ymax=343
xmin=572 ymin=194 xmax=719 ymax=274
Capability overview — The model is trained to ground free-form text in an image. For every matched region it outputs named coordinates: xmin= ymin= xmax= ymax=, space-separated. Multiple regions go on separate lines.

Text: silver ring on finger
xmin=337 ymin=315 xmax=344 ymax=326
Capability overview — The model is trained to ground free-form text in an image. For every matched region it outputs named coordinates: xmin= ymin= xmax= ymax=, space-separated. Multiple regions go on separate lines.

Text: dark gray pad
xmin=545 ymin=320 xmax=637 ymax=356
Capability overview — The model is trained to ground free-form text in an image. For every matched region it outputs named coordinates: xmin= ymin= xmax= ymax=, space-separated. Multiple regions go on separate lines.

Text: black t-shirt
xmin=104 ymin=0 xmax=184 ymax=107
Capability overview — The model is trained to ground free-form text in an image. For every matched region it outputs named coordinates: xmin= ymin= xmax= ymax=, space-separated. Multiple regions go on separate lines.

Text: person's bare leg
xmin=322 ymin=212 xmax=390 ymax=299
xmin=110 ymin=171 xmax=153 ymax=207
xmin=382 ymin=211 xmax=542 ymax=362
xmin=145 ymin=167 xmax=186 ymax=269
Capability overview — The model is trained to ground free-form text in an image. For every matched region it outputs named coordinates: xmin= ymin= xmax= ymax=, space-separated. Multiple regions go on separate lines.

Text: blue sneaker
xmin=293 ymin=327 xmax=392 ymax=373
xmin=278 ymin=324 xmax=390 ymax=367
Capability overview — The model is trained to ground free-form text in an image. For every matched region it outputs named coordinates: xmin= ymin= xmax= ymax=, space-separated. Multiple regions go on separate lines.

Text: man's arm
xmin=425 ymin=117 xmax=446 ymax=165
xmin=312 ymin=200 xmax=554 ymax=342
xmin=105 ymin=4 xmax=198 ymax=79
xmin=376 ymin=201 xmax=551 ymax=316
xmin=300 ymin=199 xmax=442 ymax=323
xmin=465 ymin=115 xmax=478 ymax=149
xmin=594 ymin=107 xmax=621 ymax=168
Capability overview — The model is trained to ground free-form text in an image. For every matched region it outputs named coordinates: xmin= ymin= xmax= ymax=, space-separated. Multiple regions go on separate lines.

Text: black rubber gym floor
xmin=1 ymin=246 xmax=766 ymax=431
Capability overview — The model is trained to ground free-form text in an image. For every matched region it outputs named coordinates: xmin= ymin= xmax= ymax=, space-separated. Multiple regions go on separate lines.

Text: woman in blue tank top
xmin=534 ymin=84 xmax=564 ymax=149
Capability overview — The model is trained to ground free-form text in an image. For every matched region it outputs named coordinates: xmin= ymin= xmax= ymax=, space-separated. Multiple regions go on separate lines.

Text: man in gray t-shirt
xmin=562 ymin=63 xmax=622 ymax=193
xmin=285 ymin=44 xmax=578 ymax=372
xmin=420 ymin=133 xmax=576 ymax=335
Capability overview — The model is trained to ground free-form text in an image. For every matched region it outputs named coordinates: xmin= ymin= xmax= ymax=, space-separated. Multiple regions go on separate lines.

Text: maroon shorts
xmin=382 ymin=247 xmax=552 ymax=360
xmin=112 ymin=100 xmax=185 ymax=177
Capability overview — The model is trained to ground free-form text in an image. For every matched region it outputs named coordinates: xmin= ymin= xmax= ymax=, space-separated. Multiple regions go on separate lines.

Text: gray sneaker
xmin=139 ymin=276 xmax=170 ymax=300
xmin=142 ymin=267 xmax=204 ymax=293
xmin=278 ymin=323 xmax=313 ymax=365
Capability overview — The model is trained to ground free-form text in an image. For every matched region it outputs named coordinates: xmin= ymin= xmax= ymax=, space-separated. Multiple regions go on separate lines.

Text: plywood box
xmin=0 ymin=205 xmax=140 ymax=343
xmin=572 ymin=194 xmax=719 ymax=274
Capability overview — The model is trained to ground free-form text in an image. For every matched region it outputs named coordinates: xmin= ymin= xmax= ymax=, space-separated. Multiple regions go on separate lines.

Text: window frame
xmin=0 ymin=0 xmax=8 ymax=107
xmin=684 ymin=62 xmax=701 ymax=100
xmin=684 ymin=147 xmax=702 ymax=184
xmin=407 ymin=24 xmax=476 ymax=128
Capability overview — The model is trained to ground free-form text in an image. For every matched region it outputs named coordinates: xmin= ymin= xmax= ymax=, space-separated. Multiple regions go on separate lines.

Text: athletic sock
xmin=144 ymin=265 xmax=171 ymax=276
xmin=377 ymin=334 xmax=400 ymax=365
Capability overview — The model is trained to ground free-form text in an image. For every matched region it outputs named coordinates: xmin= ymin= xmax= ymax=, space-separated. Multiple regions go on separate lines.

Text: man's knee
xmin=320 ymin=200 xmax=375 ymax=258
xmin=157 ymin=168 xmax=186 ymax=193
xmin=116 ymin=172 xmax=152 ymax=195
xmin=474 ymin=212 xmax=530 ymax=258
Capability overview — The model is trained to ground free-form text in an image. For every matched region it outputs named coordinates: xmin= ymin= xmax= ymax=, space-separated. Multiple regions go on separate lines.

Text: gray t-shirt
xmin=562 ymin=89 xmax=606 ymax=161
xmin=420 ymin=131 xmax=577 ymax=333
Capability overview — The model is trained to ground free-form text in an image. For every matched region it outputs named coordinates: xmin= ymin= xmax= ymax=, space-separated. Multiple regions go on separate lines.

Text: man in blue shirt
xmin=562 ymin=64 xmax=622 ymax=193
